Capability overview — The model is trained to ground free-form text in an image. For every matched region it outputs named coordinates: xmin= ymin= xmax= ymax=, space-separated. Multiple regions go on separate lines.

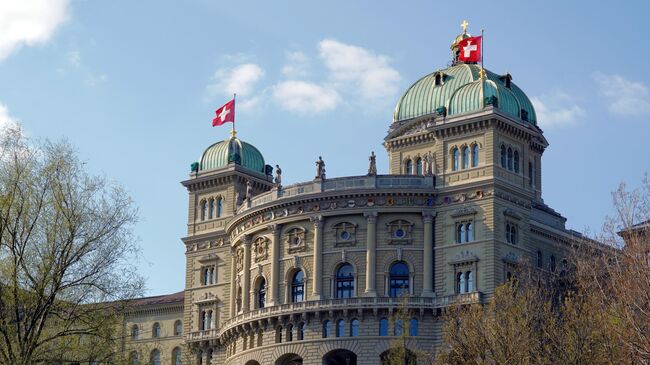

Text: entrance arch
xmin=323 ymin=349 xmax=357 ymax=365
xmin=380 ymin=348 xmax=416 ymax=365
xmin=275 ymin=353 xmax=303 ymax=365
xmin=244 ymin=361 xmax=261 ymax=365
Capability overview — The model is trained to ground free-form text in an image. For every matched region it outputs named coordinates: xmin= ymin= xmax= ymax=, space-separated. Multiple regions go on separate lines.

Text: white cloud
xmin=273 ymin=81 xmax=340 ymax=114
xmin=282 ymin=51 xmax=310 ymax=78
xmin=593 ymin=72 xmax=650 ymax=117
xmin=0 ymin=0 xmax=69 ymax=61
xmin=66 ymin=50 xmax=80 ymax=67
xmin=205 ymin=63 xmax=265 ymax=111
xmin=531 ymin=92 xmax=585 ymax=128
xmin=318 ymin=39 xmax=400 ymax=103
xmin=0 ymin=103 xmax=18 ymax=130
xmin=84 ymin=73 xmax=108 ymax=87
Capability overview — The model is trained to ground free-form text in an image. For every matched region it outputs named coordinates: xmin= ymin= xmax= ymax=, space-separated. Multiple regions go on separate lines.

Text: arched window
xmin=514 ymin=151 xmax=520 ymax=173
xmin=457 ymin=223 xmax=466 ymax=243
xmin=257 ymin=278 xmax=266 ymax=308
xmin=379 ymin=317 xmax=389 ymax=336
xmin=394 ymin=319 xmax=403 ymax=336
xmin=550 ymin=255 xmax=556 ymax=272
xmin=409 ymin=318 xmax=418 ymax=336
xmin=200 ymin=200 xmax=207 ymax=221
xmin=472 ymin=144 xmax=479 ymax=167
xmin=507 ymin=147 xmax=513 ymax=171
xmin=131 ymin=325 xmax=139 ymax=340
xmin=405 ymin=159 xmax=413 ymax=175
xmin=207 ymin=349 xmax=213 ymax=365
xmin=416 ymin=158 xmax=423 ymax=175
xmin=506 ymin=224 xmax=511 ymax=243
xmin=452 ymin=148 xmax=459 ymax=171
xmin=208 ymin=198 xmax=215 ymax=219
xmin=336 ymin=263 xmax=354 ymax=298
xmin=389 ymin=261 xmax=410 ymax=297
xmin=152 ymin=322 xmax=161 ymax=338
xmin=275 ymin=326 xmax=282 ymax=343
xmin=435 ymin=73 xmax=443 ymax=86
xmin=172 ymin=347 xmax=182 ymax=365
xmin=150 ymin=349 xmax=160 ymax=365
xmin=210 ymin=267 xmax=215 ymax=284
xmin=350 ymin=319 xmax=359 ymax=337
xmin=291 ymin=270 xmax=305 ymax=303
xmin=197 ymin=350 xmax=203 ymax=365
xmin=257 ymin=330 xmax=263 ymax=347
xmin=501 ymin=145 xmax=507 ymax=167
xmin=206 ymin=310 xmax=213 ymax=329
xmin=466 ymin=223 xmax=473 ymax=242
xmin=322 ymin=320 xmax=331 ymax=338
xmin=510 ymin=225 xmax=517 ymax=244
xmin=298 ymin=322 xmax=306 ymax=340
xmin=462 ymin=146 xmax=469 ymax=169
xmin=466 ymin=271 xmax=473 ymax=292
xmin=537 ymin=251 xmax=543 ymax=268
xmin=217 ymin=198 xmax=223 ymax=217
xmin=336 ymin=319 xmax=345 ymax=337
xmin=174 ymin=320 xmax=182 ymax=336
xmin=129 ymin=351 xmax=139 ymax=365
xmin=457 ymin=272 xmax=466 ymax=294
xmin=287 ymin=324 xmax=293 ymax=342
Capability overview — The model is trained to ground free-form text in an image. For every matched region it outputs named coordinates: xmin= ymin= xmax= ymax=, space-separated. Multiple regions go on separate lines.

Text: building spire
xmin=461 ymin=20 xmax=469 ymax=34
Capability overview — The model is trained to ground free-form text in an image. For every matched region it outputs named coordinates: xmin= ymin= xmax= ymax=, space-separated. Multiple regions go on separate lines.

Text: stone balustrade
xmin=237 ymin=175 xmax=436 ymax=214
xmin=187 ymin=292 xmax=480 ymax=343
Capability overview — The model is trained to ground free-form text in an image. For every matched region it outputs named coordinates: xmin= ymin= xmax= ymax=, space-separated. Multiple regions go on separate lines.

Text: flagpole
xmin=481 ymin=28 xmax=485 ymax=75
xmin=232 ymin=93 xmax=236 ymax=137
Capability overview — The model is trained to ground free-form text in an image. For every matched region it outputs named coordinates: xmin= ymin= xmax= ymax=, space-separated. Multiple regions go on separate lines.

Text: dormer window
xmin=500 ymin=73 xmax=512 ymax=89
xmin=433 ymin=71 xmax=446 ymax=86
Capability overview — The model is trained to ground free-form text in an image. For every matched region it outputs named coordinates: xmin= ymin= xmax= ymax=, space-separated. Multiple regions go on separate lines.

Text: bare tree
xmin=574 ymin=175 xmax=650 ymax=363
xmin=0 ymin=125 xmax=143 ymax=364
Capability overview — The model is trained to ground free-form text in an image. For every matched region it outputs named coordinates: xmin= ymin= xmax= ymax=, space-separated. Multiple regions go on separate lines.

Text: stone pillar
xmin=422 ymin=211 xmax=435 ymax=297
xmin=229 ymin=249 xmax=237 ymax=316
xmin=363 ymin=211 xmax=378 ymax=297
xmin=242 ymin=235 xmax=252 ymax=312
xmin=268 ymin=224 xmax=281 ymax=306
xmin=311 ymin=215 xmax=324 ymax=299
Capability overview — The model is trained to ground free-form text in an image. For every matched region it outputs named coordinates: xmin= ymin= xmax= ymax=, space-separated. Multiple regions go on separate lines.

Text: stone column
xmin=363 ymin=211 xmax=378 ymax=297
xmin=229 ymin=249 xmax=237 ymax=316
xmin=311 ymin=215 xmax=324 ymax=299
xmin=242 ymin=235 xmax=252 ymax=312
xmin=268 ymin=224 xmax=281 ymax=306
xmin=422 ymin=212 xmax=435 ymax=297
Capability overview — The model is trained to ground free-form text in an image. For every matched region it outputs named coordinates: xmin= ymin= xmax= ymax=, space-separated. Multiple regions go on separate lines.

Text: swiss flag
xmin=458 ymin=36 xmax=482 ymax=63
xmin=212 ymin=99 xmax=235 ymax=127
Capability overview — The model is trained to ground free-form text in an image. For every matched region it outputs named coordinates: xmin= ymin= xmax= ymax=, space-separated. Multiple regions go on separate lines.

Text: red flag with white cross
xmin=458 ymin=36 xmax=482 ymax=63
xmin=212 ymin=99 xmax=235 ymax=127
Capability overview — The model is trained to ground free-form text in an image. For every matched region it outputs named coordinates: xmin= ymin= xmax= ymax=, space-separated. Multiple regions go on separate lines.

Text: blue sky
xmin=1 ymin=0 xmax=648 ymax=296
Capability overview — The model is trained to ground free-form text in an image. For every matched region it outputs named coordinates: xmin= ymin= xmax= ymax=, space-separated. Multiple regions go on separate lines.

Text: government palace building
xmin=121 ymin=25 xmax=582 ymax=365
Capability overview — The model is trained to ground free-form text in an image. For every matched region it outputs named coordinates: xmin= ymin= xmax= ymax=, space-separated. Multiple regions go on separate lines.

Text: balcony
xmin=187 ymin=292 xmax=481 ymax=343
xmin=237 ymin=174 xmax=436 ymax=214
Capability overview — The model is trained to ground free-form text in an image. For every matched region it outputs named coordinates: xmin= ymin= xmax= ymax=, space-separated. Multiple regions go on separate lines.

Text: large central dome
xmin=392 ymin=63 xmax=537 ymax=125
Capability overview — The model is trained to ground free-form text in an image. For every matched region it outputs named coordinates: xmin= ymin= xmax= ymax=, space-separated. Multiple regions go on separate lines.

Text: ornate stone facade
xmin=124 ymin=27 xmax=591 ymax=365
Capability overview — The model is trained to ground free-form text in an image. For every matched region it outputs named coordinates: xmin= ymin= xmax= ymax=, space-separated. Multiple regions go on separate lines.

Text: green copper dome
xmin=393 ymin=63 xmax=537 ymax=125
xmin=198 ymin=135 xmax=266 ymax=173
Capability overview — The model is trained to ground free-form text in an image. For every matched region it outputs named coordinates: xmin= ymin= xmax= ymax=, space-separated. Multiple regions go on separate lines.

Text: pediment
xmin=385 ymin=118 xmax=435 ymax=141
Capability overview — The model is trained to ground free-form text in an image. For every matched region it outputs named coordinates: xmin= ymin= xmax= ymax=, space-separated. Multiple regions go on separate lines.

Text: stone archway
xmin=380 ymin=348 xmax=416 ymax=365
xmin=244 ymin=361 xmax=261 ymax=365
xmin=323 ymin=349 xmax=357 ymax=365
xmin=275 ymin=353 xmax=303 ymax=365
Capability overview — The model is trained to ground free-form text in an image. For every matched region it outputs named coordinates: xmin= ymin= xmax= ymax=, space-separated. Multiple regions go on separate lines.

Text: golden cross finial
xmin=461 ymin=20 xmax=469 ymax=33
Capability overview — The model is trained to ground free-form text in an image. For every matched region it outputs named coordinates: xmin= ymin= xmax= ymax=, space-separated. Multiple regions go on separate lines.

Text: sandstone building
xmin=124 ymin=24 xmax=581 ymax=365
